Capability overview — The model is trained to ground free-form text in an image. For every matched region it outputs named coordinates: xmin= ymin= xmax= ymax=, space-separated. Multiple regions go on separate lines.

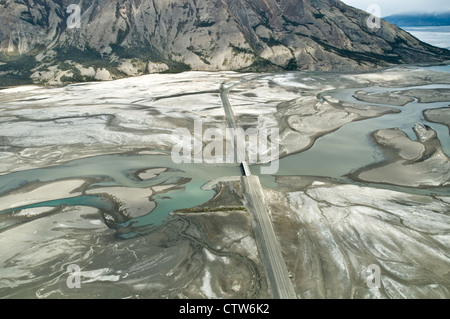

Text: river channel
xmin=0 ymin=65 xmax=449 ymax=236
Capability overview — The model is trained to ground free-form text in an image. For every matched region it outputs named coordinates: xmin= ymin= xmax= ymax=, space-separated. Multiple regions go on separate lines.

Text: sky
xmin=341 ymin=0 xmax=450 ymax=17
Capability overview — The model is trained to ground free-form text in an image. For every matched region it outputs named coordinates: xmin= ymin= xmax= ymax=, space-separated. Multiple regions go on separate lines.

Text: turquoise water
xmin=0 ymin=154 xmax=240 ymax=236
xmin=117 ymin=180 xmax=216 ymax=238
xmin=1 ymin=65 xmax=449 ymax=236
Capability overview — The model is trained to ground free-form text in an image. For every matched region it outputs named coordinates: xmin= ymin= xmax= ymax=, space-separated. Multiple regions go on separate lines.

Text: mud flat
xmin=135 ymin=168 xmax=168 ymax=180
xmin=86 ymin=186 xmax=156 ymax=219
xmin=353 ymin=89 xmax=450 ymax=106
xmin=0 ymin=72 xmax=243 ymax=174
xmin=397 ymin=88 xmax=450 ymax=103
xmin=0 ymin=179 xmax=87 ymax=212
xmin=0 ymin=180 xmax=270 ymax=299
xmin=1 ymin=65 xmax=450 ymax=299
xmin=1 ymin=67 xmax=448 ymax=175
xmin=267 ymin=176 xmax=450 ymax=299
xmin=424 ymin=107 xmax=450 ymax=133
xmin=275 ymin=95 xmax=399 ymax=155
xmin=350 ymin=123 xmax=450 ymax=187
xmin=352 ymin=90 xmax=415 ymax=106
xmin=226 ymin=66 xmax=450 ymax=158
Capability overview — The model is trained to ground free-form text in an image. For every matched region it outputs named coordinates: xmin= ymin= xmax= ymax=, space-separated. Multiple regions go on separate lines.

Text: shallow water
xmin=283 ymin=85 xmax=450 ymax=177
xmin=1 ymin=65 xmax=450 ymax=299
xmin=258 ymin=66 xmax=450 ymax=194
xmin=0 ymin=65 xmax=449 ymax=235
xmin=0 ymin=154 xmax=241 ymax=234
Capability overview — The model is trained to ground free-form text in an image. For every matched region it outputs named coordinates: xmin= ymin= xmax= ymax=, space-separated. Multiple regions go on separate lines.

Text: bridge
xmin=220 ymin=79 xmax=297 ymax=299
xmin=241 ymin=161 xmax=252 ymax=177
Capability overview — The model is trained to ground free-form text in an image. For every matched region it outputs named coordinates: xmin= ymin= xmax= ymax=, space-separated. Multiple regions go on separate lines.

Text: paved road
xmin=220 ymin=79 xmax=297 ymax=299
xmin=220 ymin=83 xmax=238 ymax=129
xmin=241 ymin=176 xmax=297 ymax=299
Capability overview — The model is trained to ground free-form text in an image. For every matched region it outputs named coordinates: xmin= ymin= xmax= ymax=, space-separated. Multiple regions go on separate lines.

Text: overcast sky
xmin=341 ymin=0 xmax=450 ymax=17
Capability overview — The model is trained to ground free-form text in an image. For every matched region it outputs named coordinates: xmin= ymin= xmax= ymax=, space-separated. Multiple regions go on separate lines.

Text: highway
xmin=220 ymin=83 xmax=238 ymax=129
xmin=220 ymin=79 xmax=297 ymax=299
xmin=241 ymin=175 xmax=297 ymax=299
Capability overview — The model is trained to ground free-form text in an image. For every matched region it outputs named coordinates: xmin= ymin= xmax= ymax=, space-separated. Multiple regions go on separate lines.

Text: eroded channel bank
xmin=0 ymin=65 xmax=449 ymax=298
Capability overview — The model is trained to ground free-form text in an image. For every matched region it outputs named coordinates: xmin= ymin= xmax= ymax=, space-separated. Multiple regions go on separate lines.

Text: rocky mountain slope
xmin=1 ymin=0 xmax=449 ymax=85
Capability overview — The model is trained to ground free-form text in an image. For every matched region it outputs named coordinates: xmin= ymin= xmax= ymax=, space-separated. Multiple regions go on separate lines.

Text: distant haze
xmin=341 ymin=0 xmax=450 ymax=17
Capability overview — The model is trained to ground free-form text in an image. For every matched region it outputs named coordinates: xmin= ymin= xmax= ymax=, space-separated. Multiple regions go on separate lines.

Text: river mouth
xmin=0 ymin=65 xmax=449 ymax=298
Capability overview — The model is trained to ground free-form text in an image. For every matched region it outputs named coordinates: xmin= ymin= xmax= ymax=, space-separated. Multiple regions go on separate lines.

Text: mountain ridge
xmin=0 ymin=0 xmax=449 ymax=85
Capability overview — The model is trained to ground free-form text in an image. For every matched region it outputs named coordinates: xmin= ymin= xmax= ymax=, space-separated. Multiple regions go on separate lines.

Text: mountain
xmin=1 ymin=0 xmax=449 ymax=85
xmin=385 ymin=12 xmax=450 ymax=27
